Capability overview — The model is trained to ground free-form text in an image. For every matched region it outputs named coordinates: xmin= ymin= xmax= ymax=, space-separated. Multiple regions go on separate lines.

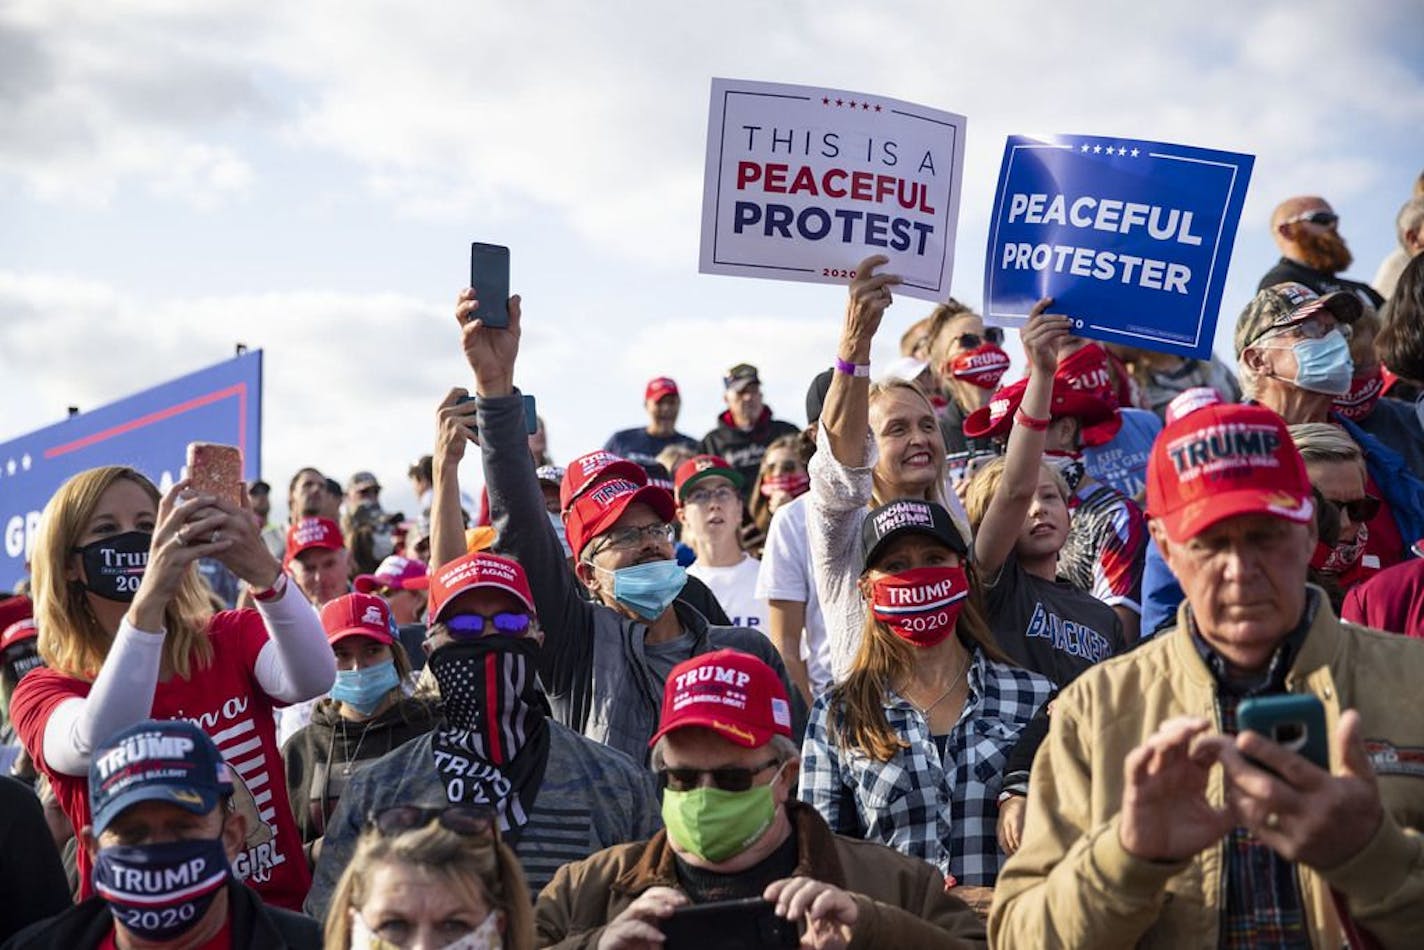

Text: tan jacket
xmin=990 ymin=592 xmax=1424 ymax=949
xmin=535 ymin=801 xmax=987 ymax=949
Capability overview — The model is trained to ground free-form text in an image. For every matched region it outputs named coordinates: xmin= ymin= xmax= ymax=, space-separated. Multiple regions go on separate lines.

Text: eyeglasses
xmin=1283 ymin=210 xmax=1339 ymax=228
xmin=657 ymin=758 xmax=780 ymax=793
xmin=1321 ymin=495 xmax=1380 ymax=525
xmin=591 ymin=521 xmax=675 ymax=555
xmin=368 ymin=805 xmax=498 ymax=840
xmin=955 ymin=328 xmax=1004 ymax=349
xmin=1263 ymin=316 xmax=1352 ymax=343
xmin=444 ymin=611 xmax=532 ymax=638
xmin=684 ymin=485 xmax=739 ymax=507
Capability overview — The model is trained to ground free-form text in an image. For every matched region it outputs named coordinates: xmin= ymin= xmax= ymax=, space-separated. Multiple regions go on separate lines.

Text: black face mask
xmin=73 ymin=531 xmax=152 ymax=603
xmin=427 ymin=637 xmax=550 ymax=841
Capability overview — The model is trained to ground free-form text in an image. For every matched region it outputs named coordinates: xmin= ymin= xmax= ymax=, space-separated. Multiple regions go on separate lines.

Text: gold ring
xmin=178 ymin=528 xmax=188 ymax=545
xmin=1264 ymin=812 xmax=1281 ymax=831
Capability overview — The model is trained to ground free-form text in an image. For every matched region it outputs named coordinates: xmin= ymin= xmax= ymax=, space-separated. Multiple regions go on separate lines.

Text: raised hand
xmin=1213 ymin=709 xmax=1384 ymax=870
xmin=454 ymin=287 xmax=522 ymax=398
xmin=839 ymin=255 xmax=902 ymax=363
xmin=1019 ymin=298 xmax=1073 ymax=378
xmin=127 ymin=480 xmax=232 ymax=631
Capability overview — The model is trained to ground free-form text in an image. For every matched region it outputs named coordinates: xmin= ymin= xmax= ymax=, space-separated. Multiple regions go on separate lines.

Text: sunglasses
xmin=956 ymin=328 xmax=1004 ymax=349
xmin=1284 ymin=210 xmax=1339 ymax=228
xmin=1322 ymin=495 xmax=1380 ymax=525
xmin=657 ymin=757 xmax=780 ymax=793
xmin=368 ymin=805 xmax=498 ymax=840
xmin=444 ymin=611 xmax=532 ymax=638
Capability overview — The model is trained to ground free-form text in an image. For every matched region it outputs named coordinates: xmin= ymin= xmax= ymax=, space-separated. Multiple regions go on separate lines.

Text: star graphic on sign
xmin=873 ymin=104 xmax=881 ymax=112
xmin=5 ymin=459 xmax=14 ymax=476
xmin=1119 ymin=146 xmax=1129 ymax=156
xmin=21 ymin=453 xmax=31 ymax=471
xmin=1080 ymin=144 xmax=1090 ymax=152
xmin=861 ymin=102 xmax=870 ymax=110
xmin=848 ymin=100 xmax=857 ymax=108
xmin=822 ymin=97 xmax=830 ymax=105
xmin=1131 ymin=148 xmax=1140 ymax=157
xmin=1093 ymin=145 xmax=1103 ymax=154
xmin=835 ymin=98 xmax=844 ymax=106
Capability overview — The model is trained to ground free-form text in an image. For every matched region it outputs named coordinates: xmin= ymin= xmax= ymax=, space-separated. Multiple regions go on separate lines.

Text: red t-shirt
xmin=1342 ymin=558 xmax=1424 ymax=639
xmin=10 ymin=610 xmax=312 ymax=910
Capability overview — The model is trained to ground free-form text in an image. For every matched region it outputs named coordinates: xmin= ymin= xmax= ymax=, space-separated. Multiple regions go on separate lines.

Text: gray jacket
xmin=479 ymin=392 xmax=804 ymax=762
xmin=305 ymin=722 xmax=659 ymax=919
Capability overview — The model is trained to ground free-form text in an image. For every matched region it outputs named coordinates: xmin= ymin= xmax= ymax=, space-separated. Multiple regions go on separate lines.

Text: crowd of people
xmin=0 ymin=181 xmax=1422 ymax=949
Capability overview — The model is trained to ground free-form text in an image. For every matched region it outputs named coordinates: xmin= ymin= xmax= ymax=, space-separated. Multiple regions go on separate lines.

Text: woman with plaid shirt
xmin=799 ymin=263 xmax=1062 ymax=905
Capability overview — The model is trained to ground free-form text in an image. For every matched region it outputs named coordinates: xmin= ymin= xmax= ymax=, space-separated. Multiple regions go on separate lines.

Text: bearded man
xmin=1258 ymin=196 xmax=1384 ymax=311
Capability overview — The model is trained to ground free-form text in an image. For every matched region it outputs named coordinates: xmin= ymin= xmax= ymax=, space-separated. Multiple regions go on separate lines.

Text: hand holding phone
xmin=1236 ymin=694 xmax=1329 ymax=771
xmin=469 ymin=242 xmax=510 ymax=328
xmin=659 ymin=897 xmax=798 ymax=950
xmin=186 ymin=442 xmax=244 ymax=507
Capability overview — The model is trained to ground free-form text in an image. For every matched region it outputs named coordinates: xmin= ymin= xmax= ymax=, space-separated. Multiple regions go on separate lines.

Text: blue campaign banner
xmin=983 ymin=135 xmax=1253 ymax=359
xmin=0 ymin=351 xmax=263 ymax=592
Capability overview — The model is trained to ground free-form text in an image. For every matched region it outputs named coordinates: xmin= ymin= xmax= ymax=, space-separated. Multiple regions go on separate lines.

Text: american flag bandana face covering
xmin=427 ymin=637 xmax=550 ymax=839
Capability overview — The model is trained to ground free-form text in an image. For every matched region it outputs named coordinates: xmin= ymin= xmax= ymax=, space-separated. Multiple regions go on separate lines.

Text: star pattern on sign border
xmin=823 ymin=98 xmax=883 ymax=111
xmin=1080 ymin=143 xmax=1142 ymax=158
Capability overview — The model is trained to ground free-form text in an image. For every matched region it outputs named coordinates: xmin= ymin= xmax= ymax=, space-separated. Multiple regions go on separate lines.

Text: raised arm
xmin=453 ymin=288 xmax=595 ymax=696
xmin=430 ymin=387 xmax=478 ymax=570
xmin=820 ymin=255 xmax=900 ymax=468
xmin=972 ymin=302 xmax=1072 ymax=581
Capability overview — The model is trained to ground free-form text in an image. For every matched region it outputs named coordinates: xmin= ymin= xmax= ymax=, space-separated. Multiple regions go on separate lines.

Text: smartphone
xmin=469 ymin=242 xmax=511 ymax=328
xmin=453 ymin=394 xmax=538 ymax=437
xmin=186 ymin=442 xmax=244 ymax=506
xmin=659 ymin=898 xmax=798 ymax=950
xmin=1237 ymin=694 xmax=1329 ymax=770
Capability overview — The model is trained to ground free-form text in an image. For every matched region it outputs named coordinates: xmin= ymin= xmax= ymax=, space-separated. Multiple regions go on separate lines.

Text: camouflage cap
xmin=1234 ymin=282 xmax=1363 ymax=358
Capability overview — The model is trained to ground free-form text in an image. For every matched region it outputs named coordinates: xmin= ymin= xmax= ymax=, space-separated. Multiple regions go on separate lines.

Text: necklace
xmin=339 ymin=718 xmax=374 ymax=777
xmin=904 ymin=651 xmax=971 ymax=719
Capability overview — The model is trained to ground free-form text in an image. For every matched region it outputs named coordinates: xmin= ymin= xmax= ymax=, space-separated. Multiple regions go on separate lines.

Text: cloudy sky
xmin=2 ymin=0 xmax=1420 ymax=521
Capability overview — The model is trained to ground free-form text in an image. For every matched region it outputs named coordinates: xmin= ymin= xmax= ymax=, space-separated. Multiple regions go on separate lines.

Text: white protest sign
xmin=699 ymin=78 xmax=966 ymax=302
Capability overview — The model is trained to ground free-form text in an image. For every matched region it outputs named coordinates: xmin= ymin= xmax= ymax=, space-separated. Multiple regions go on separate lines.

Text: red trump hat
xmin=649 ymin=650 xmax=793 ymax=749
xmin=320 ymin=593 xmax=396 ymax=645
xmin=427 ymin=552 xmax=535 ymax=624
xmin=285 ymin=517 xmax=344 ymax=564
xmin=559 ymin=450 xmax=649 ymax=514
xmin=1146 ymin=390 xmax=1314 ymax=542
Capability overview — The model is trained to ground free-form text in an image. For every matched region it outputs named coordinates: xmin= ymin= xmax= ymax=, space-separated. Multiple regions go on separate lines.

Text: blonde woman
xmin=324 ymin=805 xmax=533 ymax=950
xmin=808 ymin=255 xmax=967 ymax=682
xmin=10 ymin=465 xmax=335 ymax=909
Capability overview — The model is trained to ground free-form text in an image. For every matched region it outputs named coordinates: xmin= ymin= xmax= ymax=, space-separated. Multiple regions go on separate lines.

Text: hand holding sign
xmin=839 ymin=255 xmax=901 ymax=362
xmin=1020 ymin=297 xmax=1072 ymax=378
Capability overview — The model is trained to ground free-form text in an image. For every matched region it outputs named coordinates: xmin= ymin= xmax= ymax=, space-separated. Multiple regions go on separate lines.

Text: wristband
xmin=253 ymin=572 xmax=288 ymax=602
xmin=834 ymin=357 xmax=870 ymax=378
xmin=1015 ymin=408 xmax=1050 ymax=431
xmin=997 ymin=789 xmax=1025 ymax=807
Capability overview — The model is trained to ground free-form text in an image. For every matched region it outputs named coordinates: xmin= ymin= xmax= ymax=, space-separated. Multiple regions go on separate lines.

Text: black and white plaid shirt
xmin=798 ymin=648 xmax=1052 ymax=886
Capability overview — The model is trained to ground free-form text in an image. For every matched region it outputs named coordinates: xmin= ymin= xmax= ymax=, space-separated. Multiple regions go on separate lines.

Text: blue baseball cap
xmin=89 ymin=719 xmax=233 ymax=836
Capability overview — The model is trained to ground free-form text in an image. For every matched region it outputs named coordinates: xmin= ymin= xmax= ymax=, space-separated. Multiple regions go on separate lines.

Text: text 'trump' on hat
xmin=649 ymin=650 xmax=792 ymax=749
xmin=1146 ymin=391 xmax=1314 ymax=542
xmin=861 ymin=498 xmax=968 ymax=567
xmin=90 ymin=719 xmax=233 ymax=836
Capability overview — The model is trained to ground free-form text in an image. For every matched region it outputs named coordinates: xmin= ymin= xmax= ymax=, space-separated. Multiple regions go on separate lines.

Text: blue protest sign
xmin=983 ymin=135 xmax=1253 ymax=359
xmin=0 ymin=352 xmax=263 ymax=592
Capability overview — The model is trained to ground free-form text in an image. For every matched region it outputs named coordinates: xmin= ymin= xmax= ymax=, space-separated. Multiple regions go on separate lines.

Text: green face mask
xmin=661 ymin=772 xmax=780 ymax=864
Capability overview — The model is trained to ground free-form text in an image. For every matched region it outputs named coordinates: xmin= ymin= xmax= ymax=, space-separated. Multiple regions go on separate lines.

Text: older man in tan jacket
xmin=991 ymin=390 xmax=1424 ymax=949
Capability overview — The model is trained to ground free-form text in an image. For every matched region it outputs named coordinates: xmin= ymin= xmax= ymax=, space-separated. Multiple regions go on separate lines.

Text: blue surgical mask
xmin=330 ymin=659 xmax=400 ymax=715
xmin=1276 ymin=332 xmax=1354 ymax=396
xmin=600 ymin=559 xmax=687 ymax=621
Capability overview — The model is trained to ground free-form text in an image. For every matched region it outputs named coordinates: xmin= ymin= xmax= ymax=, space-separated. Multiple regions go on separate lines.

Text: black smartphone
xmin=469 ymin=242 xmax=511 ymax=328
xmin=659 ymin=898 xmax=797 ymax=950
xmin=1237 ymin=694 xmax=1329 ymax=770
xmin=453 ymin=394 xmax=538 ymax=437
